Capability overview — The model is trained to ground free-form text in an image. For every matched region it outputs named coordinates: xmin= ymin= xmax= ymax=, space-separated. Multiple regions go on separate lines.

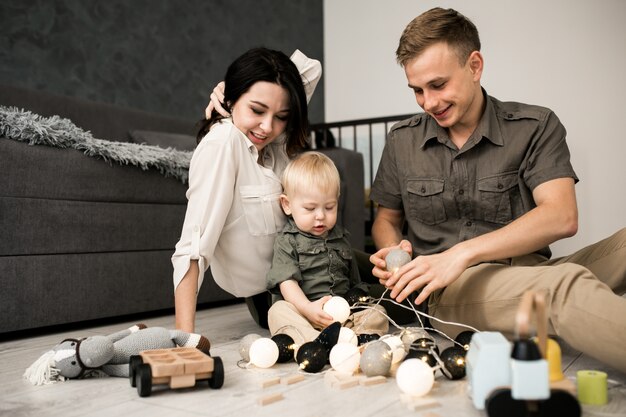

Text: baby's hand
xmin=301 ymin=295 xmax=334 ymax=329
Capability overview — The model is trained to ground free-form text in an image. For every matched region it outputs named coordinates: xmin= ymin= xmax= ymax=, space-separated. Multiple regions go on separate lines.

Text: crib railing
xmin=310 ymin=113 xmax=414 ymax=249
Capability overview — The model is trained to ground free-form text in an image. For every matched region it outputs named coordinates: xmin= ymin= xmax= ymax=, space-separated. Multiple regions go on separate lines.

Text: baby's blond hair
xmin=281 ymin=151 xmax=340 ymax=198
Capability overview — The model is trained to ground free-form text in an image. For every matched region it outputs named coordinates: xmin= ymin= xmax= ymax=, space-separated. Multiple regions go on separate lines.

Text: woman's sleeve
xmin=266 ymin=234 xmax=302 ymax=294
xmin=290 ymin=50 xmax=322 ymax=104
xmin=171 ymin=130 xmax=236 ymax=292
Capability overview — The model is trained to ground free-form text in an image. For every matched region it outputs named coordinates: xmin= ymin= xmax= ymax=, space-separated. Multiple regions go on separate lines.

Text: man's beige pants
xmin=428 ymin=228 xmax=626 ymax=373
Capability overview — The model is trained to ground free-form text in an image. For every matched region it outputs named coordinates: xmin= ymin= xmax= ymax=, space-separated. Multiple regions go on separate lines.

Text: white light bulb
xmin=323 ymin=296 xmax=351 ymax=323
xmin=396 ymin=358 xmax=435 ymax=396
xmin=329 ymin=342 xmax=361 ymax=375
xmin=249 ymin=337 xmax=279 ymax=369
xmin=338 ymin=327 xmax=358 ymax=346
xmin=381 ymin=335 xmax=406 ymax=364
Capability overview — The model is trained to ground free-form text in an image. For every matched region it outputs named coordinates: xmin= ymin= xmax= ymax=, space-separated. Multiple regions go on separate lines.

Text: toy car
xmin=129 ymin=347 xmax=224 ymax=397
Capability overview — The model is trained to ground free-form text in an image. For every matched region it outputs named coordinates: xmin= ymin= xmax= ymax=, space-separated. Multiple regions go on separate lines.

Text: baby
xmin=266 ymin=151 xmax=388 ymax=344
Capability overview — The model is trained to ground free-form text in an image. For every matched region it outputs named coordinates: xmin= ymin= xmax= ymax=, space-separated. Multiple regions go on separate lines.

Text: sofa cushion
xmin=128 ymin=129 xmax=197 ymax=151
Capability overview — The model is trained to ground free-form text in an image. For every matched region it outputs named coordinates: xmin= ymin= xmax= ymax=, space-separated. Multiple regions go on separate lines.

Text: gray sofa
xmin=0 ymin=83 xmax=364 ymax=335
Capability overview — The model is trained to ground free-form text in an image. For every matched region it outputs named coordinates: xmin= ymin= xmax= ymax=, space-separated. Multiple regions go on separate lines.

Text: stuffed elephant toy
xmin=24 ymin=324 xmax=211 ymax=385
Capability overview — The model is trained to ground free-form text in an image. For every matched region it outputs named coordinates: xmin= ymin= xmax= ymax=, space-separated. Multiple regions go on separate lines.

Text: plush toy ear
xmin=23 ymin=350 xmax=64 ymax=386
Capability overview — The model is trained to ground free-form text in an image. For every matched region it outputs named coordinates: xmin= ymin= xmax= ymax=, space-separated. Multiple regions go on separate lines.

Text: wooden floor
xmin=2 ymin=302 xmax=625 ymax=417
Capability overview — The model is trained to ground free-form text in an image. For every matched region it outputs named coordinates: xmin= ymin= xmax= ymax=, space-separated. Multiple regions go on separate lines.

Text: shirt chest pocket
xmin=239 ymin=184 xmax=283 ymax=236
xmin=406 ymin=178 xmax=447 ymax=226
xmin=477 ymin=172 xmax=523 ymax=225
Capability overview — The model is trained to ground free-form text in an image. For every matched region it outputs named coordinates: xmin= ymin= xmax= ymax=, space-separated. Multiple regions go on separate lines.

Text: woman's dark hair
xmin=197 ymin=47 xmax=309 ymax=158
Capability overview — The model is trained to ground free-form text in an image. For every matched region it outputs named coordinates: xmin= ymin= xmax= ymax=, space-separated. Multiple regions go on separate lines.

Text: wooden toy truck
xmin=129 ymin=347 xmax=224 ymax=397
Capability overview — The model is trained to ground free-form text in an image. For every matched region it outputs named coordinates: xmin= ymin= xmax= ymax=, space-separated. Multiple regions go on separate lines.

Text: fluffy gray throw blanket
xmin=0 ymin=105 xmax=192 ymax=183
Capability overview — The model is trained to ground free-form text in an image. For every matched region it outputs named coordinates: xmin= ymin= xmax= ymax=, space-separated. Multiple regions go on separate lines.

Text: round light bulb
xmin=249 ymin=337 xmax=279 ymax=368
xmin=396 ymin=358 xmax=435 ymax=396
xmin=385 ymin=249 xmax=411 ymax=273
xmin=329 ymin=342 xmax=361 ymax=375
xmin=323 ymin=296 xmax=351 ymax=323
xmin=400 ymin=327 xmax=431 ymax=348
xmin=381 ymin=335 xmax=406 ymax=364
xmin=338 ymin=327 xmax=358 ymax=346
xmin=238 ymin=333 xmax=261 ymax=362
xmin=360 ymin=340 xmax=393 ymax=377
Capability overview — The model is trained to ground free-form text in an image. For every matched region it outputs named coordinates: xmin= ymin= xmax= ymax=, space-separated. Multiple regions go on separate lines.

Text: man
xmin=369 ymin=7 xmax=626 ymax=373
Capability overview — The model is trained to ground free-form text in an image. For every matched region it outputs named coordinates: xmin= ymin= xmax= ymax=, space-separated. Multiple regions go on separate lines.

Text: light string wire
xmin=351 ymin=287 xmax=480 ymax=349
xmin=239 ymin=289 xmax=479 ymax=376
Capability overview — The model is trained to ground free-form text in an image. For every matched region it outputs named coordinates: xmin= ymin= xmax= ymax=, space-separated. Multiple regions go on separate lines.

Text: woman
xmin=172 ymin=48 xmax=321 ymax=332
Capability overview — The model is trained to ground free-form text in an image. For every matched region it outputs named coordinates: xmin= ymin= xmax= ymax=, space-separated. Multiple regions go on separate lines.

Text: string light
xmin=360 ymin=340 xmax=393 ymax=377
xmin=296 ymin=341 xmax=327 ymax=373
xmin=337 ymin=327 xmax=358 ymax=346
xmin=385 ymin=249 xmax=412 ymax=273
xmin=248 ymin=337 xmax=279 ymax=369
xmin=323 ymin=296 xmax=351 ymax=323
xmin=238 ymin=285 xmax=478 ymax=390
xmin=329 ymin=342 xmax=361 ymax=375
xmin=238 ymin=333 xmax=261 ymax=362
xmin=396 ymin=358 xmax=435 ymax=396
xmin=271 ymin=333 xmax=297 ymax=363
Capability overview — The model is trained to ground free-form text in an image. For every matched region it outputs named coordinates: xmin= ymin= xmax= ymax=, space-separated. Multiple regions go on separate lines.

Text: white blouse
xmin=171 ymin=50 xmax=322 ymax=297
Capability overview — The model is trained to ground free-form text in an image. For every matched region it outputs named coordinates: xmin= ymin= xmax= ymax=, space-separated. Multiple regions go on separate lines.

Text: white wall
xmin=324 ymin=0 xmax=626 ymax=256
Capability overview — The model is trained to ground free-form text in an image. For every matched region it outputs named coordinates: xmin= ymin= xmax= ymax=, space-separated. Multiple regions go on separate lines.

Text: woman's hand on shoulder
xmin=205 ymin=81 xmax=230 ymax=119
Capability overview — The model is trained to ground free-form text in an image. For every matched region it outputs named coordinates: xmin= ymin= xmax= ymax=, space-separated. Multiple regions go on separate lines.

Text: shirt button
xmin=466 ymin=221 xmax=473 ymax=227
xmin=420 ymin=187 xmax=426 ymax=193
xmin=458 ymin=189 xmax=464 ymax=195
xmin=497 ymin=183 xmax=504 ymax=189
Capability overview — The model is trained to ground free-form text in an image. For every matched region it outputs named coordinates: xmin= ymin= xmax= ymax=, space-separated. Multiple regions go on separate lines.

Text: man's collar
xmin=476 ymin=90 xmax=504 ymax=146
xmin=420 ymin=89 xmax=504 ymax=148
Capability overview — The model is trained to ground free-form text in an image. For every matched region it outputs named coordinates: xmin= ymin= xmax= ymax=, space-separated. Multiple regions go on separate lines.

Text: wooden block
xmin=334 ymin=377 xmax=359 ymax=390
xmin=281 ymin=374 xmax=305 ymax=385
xmin=360 ymin=375 xmax=387 ymax=386
xmin=407 ymin=397 xmax=441 ymax=412
xmin=421 ymin=412 xmax=443 ymax=417
xmin=257 ymin=392 xmax=284 ymax=406
xmin=260 ymin=376 xmax=281 ymax=388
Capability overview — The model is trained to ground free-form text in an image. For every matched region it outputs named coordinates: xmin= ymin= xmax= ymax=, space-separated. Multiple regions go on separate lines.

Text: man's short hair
xmin=396 ymin=7 xmax=481 ymax=66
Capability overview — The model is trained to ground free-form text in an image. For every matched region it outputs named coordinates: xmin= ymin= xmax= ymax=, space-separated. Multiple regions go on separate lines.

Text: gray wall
xmin=0 ymin=0 xmax=324 ymax=123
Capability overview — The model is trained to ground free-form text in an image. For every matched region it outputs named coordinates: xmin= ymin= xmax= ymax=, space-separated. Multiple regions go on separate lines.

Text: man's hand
xmin=387 ymin=246 xmax=472 ymax=305
xmin=204 ymin=81 xmax=229 ymax=119
xmin=301 ymin=295 xmax=334 ymax=329
xmin=369 ymin=239 xmax=413 ymax=286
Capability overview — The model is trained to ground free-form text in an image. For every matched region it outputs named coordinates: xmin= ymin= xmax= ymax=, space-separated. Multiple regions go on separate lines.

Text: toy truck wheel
xmin=136 ymin=364 xmax=153 ymax=397
xmin=208 ymin=356 xmax=224 ymax=389
xmin=129 ymin=355 xmax=143 ymax=387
